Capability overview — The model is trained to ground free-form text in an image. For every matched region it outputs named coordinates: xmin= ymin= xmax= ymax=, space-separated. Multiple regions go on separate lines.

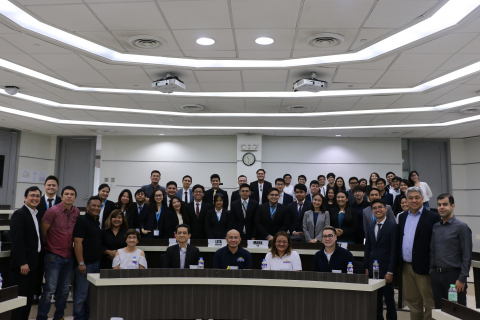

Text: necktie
xmin=196 ymin=203 xmax=200 ymax=218
xmin=138 ymin=205 xmax=142 ymax=216
xmin=184 ymin=191 xmax=188 ymax=203
xmin=213 ymin=189 xmax=217 ymax=201
xmin=242 ymin=201 xmax=247 ymax=233
xmin=376 ymin=223 xmax=383 ymax=240
xmin=48 ymin=198 xmax=53 ymax=209
xmin=298 ymin=203 xmax=303 ymax=216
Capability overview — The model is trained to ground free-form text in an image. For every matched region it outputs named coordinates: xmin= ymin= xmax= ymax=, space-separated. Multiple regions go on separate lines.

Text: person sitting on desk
xmin=264 ymin=231 xmax=302 ymax=271
xmin=113 ymin=229 xmax=147 ymax=269
xmin=163 ymin=224 xmax=200 ymax=269
xmin=312 ymin=226 xmax=355 ymax=273
xmin=213 ymin=229 xmax=252 ymax=269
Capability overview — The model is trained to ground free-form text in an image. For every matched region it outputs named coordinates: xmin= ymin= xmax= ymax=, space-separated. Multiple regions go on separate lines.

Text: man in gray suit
xmin=363 ymin=188 xmax=396 ymax=235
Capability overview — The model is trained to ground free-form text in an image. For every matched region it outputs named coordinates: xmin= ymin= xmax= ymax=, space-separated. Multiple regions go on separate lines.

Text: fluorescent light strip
xmin=0 ymin=0 xmax=478 ymax=68
xmin=3 ymin=89 xmax=480 ymax=118
xmin=1 ymin=104 xmax=479 ymax=131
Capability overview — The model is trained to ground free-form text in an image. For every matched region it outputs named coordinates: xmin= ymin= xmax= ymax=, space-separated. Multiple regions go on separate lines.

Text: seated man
xmin=312 ymin=226 xmax=355 ymax=273
xmin=163 ymin=224 xmax=200 ymax=269
xmin=213 ymin=229 xmax=252 ymax=269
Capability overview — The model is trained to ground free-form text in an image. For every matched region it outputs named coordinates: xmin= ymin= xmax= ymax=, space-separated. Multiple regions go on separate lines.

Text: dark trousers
xmin=36 ymin=248 xmax=46 ymax=296
xmin=377 ymin=282 xmax=397 ymax=320
xmin=430 ymin=268 xmax=467 ymax=308
xmin=10 ymin=268 xmax=38 ymax=320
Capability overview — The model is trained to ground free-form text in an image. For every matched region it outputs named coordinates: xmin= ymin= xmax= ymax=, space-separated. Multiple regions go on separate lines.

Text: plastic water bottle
xmin=132 ymin=256 xmax=138 ymax=268
xmin=198 ymin=257 xmax=204 ymax=269
xmin=0 ymin=273 xmax=3 ymax=289
xmin=261 ymin=259 xmax=268 ymax=270
xmin=347 ymin=262 xmax=354 ymax=274
xmin=448 ymin=284 xmax=457 ymax=302
xmin=373 ymin=260 xmax=380 ymax=280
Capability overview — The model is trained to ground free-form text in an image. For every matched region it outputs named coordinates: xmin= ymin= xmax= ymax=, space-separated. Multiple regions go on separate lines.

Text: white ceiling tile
xmin=300 ymin=0 xmax=376 ymax=29
xmin=235 ymin=29 xmax=296 ymax=51
xmin=0 ymin=33 xmax=72 ymax=54
xmin=317 ymin=97 xmax=362 ymax=111
xmin=0 ymin=54 xmax=58 ymax=75
xmin=243 ymin=82 xmax=286 ymax=92
xmin=133 ymin=102 xmax=179 ymax=112
xmin=0 ymin=22 xmax=19 ymax=34
xmin=238 ymin=50 xmax=291 ymax=59
xmin=159 ymin=1 xmax=231 ymax=29
xmin=200 ymin=82 xmax=243 ymax=92
xmin=376 ymin=70 xmax=433 ymax=85
xmin=75 ymin=31 xmax=125 ymax=52
xmin=172 ymin=29 xmax=235 ymax=51
xmin=54 ymin=69 xmax=111 ymax=84
xmin=292 ymin=50 xmax=344 ymax=58
xmin=294 ymin=28 xmax=358 ymax=52
xmin=437 ymin=54 xmax=480 ymax=71
xmin=97 ymin=69 xmax=152 ymax=84
xmin=455 ymin=16 xmax=480 ymax=33
xmin=364 ymin=1 xmax=438 ymax=28
xmin=79 ymin=56 xmax=138 ymax=70
xmin=406 ymin=33 xmax=477 ymax=54
xmin=350 ymin=28 xmax=394 ymax=50
xmin=458 ymin=35 xmax=480 ymax=54
xmin=0 ymin=38 xmax=23 ymax=53
xmin=327 ymin=83 xmax=372 ymax=90
xmin=343 ymin=55 xmax=397 ymax=70
xmin=389 ymin=53 xmax=451 ymax=71
xmin=30 ymin=53 xmax=94 ymax=70
xmin=352 ymin=95 xmax=401 ymax=109
xmin=194 ymin=71 xmax=242 ymax=83
xmin=242 ymin=70 xmax=289 ymax=83
xmin=183 ymin=51 xmax=237 ymax=58
xmin=26 ymin=4 xmax=106 ymax=32
xmin=232 ymin=0 xmax=302 ymax=29
xmin=88 ymin=2 xmax=168 ymax=31
xmin=335 ymin=68 xmax=385 ymax=84
xmin=18 ymin=0 xmax=82 ymax=4
xmin=206 ymin=98 xmax=244 ymax=111
xmin=280 ymin=97 xmax=322 ymax=108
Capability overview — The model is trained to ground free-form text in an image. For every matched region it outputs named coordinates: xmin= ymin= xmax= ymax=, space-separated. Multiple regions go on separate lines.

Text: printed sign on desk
xmin=169 ymin=238 xmax=190 ymax=247
xmin=337 ymin=242 xmax=348 ymax=249
xmin=247 ymin=240 xmax=269 ymax=248
xmin=208 ymin=239 xmax=227 ymax=247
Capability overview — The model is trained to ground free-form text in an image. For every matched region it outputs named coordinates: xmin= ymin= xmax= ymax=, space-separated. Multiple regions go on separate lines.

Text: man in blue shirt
xmin=140 ymin=170 xmax=165 ymax=199
xmin=213 ymin=229 xmax=252 ymax=269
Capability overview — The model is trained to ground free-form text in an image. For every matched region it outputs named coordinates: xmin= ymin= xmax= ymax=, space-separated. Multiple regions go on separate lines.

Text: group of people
xmin=8 ymin=169 xmax=473 ymax=320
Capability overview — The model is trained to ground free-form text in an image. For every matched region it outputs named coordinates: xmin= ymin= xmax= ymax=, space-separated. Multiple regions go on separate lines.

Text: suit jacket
xmin=10 ymin=205 xmax=40 ymax=271
xmin=254 ymin=203 xmax=290 ymax=240
xmin=163 ymin=244 xmax=200 ymax=268
xmin=186 ymin=201 xmax=211 ymax=239
xmin=205 ymin=208 xmax=231 ymax=239
xmin=329 ymin=207 xmax=358 ymax=243
xmin=381 ymin=192 xmax=394 ymax=206
xmin=231 ymin=190 xmax=254 ymax=203
xmin=164 ymin=210 xmax=196 ymax=239
xmin=287 ymin=200 xmax=311 ymax=233
xmin=230 ymin=199 xmax=259 ymax=240
xmin=115 ymin=204 xmax=140 ymax=230
xmin=363 ymin=205 xmax=396 ymax=235
xmin=203 ymin=188 xmax=229 ymax=209
xmin=398 ymin=208 xmax=440 ymax=275
xmin=303 ymin=210 xmax=330 ymax=242
xmin=176 ymin=188 xmax=194 ymax=203
xmin=36 ymin=195 xmax=62 ymax=224
xmin=250 ymin=180 xmax=272 ymax=204
xmin=140 ymin=204 xmax=167 ymax=238
xmin=364 ymin=219 xmax=398 ymax=278
xmin=101 ymin=200 xmax=116 ymax=228
xmin=280 ymin=193 xmax=294 ymax=206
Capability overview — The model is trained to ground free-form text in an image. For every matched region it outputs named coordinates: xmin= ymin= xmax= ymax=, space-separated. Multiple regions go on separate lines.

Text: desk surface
xmin=432 ymin=308 xmax=480 ymax=320
xmin=0 ymin=296 xmax=26 ymax=314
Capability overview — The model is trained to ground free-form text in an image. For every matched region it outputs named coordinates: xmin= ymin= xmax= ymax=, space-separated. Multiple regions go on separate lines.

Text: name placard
xmin=169 ymin=238 xmax=190 ymax=246
xmin=208 ymin=239 xmax=227 ymax=247
xmin=337 ymin=242 xmax=348 ymax=249
xmin=247 ymin=240 xmax=269 ymax=248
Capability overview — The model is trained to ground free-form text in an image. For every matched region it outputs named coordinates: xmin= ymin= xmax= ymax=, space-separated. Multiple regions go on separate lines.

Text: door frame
xmin=0 ymin=128 xmax=19 ymax=208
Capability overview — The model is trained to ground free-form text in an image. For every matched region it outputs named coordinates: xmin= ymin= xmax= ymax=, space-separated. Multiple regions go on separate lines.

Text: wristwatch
xmin=79 ymin=261 xmax=85 ymax=266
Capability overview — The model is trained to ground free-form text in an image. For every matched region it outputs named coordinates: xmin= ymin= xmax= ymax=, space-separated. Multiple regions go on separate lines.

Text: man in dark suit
xmin=250 ymin=169 xmax=272 ymax=205
xmin=231 ymin=175 xmax=254 ymax=203
xmin=163 ymin=224 xmax=200 ymax=268
xmin=364 ymin=199 xmax=398 ymax=320
xmin=133 ymin=189 xmax=147 ymax=219
xmin=187 ymin=184 xmax=211 ymax=239
xmin=231 ymin=184 xmax=259 ymax=240
xmin=398 ymin=187 xmax=440 ymax=320
xmin=288 ymin=184 xmax=311 ymax=234
xmin=176 ymin=175 xmax=194 ymax=204
xmin=203 ymin=174 xmax=229 ymax=209
xmin=275 ymin=178 xmax=293 ymax=206
xmin=307 ymin=180 xmax=321 ymax=202
xmin=10 ymin=186 xmax=42 ymax=320
xmin=254 ymin=188 xmax=290 ymax=240
xmin=377 ymin=178 xmax=393 ymax=206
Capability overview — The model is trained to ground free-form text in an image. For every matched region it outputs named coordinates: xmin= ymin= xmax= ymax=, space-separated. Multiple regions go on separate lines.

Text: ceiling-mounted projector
xmin=293 ymin=72 xmax=327 ymax=92
xmin=152 ymin=74 xmax=185 ymax=93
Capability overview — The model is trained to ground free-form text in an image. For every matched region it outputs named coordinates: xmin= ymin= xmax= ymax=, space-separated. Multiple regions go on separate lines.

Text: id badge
xmin=154 ymin=230 xmax=160 ymax=236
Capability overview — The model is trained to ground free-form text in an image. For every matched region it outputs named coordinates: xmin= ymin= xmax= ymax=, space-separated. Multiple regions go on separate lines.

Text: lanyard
xmin=270 ymin=206 xmax=277 ymax=218
xmin=156 ymin=206 xmax=162 ymax=223
xmin=46 ymin=197 xmax=56 ymax=209
xmin=100 ymin=200 xmax=106 ymax=213
xmin=372 ymin=212 xmax=376 ymax=222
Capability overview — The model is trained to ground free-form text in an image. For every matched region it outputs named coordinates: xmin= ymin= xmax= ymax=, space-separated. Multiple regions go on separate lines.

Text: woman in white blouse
xmin=113 ymin=229 xmax=147 ymax=269
xmin=264 ymin=231 xmax=302 ymax=271
xmin=408 ymin=170 xmax=433 ymax=210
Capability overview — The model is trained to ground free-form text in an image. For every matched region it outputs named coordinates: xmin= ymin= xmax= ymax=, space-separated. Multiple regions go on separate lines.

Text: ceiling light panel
xmin=196 ymin=37 xmax=215 ymax=46
xmin=0 ymin=0 xmax=478 ymax=68
xmin=255 ymin=37 xmax=274 ymax=45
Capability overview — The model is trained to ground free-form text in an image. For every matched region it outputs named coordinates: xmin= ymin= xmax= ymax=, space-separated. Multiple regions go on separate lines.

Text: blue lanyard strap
xmin=270 ymin=206 xmax=277 ymax=218
xmin=156 ymin=207 xmax=162 ymax=222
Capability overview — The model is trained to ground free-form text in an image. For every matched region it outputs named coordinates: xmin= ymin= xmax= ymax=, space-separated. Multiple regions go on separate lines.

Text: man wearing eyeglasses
xmin=312 ymin=226 xmax=355 ymax=273
xmin=254 ymin=188 xmax=290 ymax=241
xmin=364 ymin=199 xmax=398 ymax=320
xmin=231 ymin=184 xmax=259 ymax=240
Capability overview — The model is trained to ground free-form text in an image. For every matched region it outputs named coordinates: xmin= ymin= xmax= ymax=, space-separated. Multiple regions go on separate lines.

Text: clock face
xmin=242 ymin=152 xmax=255 ymax=166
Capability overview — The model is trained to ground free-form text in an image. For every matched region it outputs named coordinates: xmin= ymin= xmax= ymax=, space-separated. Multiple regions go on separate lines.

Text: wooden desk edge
xmin=471 ymin=260 xmax=480 ymax=268
xmin=0 ymin=296 xmax=26 ymax=313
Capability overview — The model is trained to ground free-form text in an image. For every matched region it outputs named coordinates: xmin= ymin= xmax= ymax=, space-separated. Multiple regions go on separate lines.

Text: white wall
xmin=451 ymin=137 xmax=480 ymax=246
xmin=15 ymin=132 xmax=57 ymax=208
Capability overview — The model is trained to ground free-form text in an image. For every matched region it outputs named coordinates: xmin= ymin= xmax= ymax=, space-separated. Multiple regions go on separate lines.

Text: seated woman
xmin=264 ymin=231 xmax=302 ymax=271
xmin=101 ymin=209 xmax=128 ymax=269
xmin=113 ymin=229 xmax=147 ymax=269
xmin=303 ymin=194 xmax=330 ymax=243
xmin=205 ymin=193 xmax=231 ymax=239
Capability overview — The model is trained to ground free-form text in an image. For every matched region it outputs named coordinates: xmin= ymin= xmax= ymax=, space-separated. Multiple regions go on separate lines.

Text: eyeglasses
xmin=322 ymin=234 xmax=335 ymax=239
xmin=372 ymin=206 xmax=385 ymax=210
xmin=269 ymin=194 xmax=280 ymax=197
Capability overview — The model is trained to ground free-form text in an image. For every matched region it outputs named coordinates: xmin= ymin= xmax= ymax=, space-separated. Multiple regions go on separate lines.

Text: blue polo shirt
xmin=213 ymin=246 xmax=252 ymax=269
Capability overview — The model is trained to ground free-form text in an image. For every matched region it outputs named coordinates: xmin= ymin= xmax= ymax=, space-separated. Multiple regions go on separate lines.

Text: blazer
xmin=164 ymin=210 xmax=195 ymax=239
xmin=205 ymin=208 xmax=232 ymax=239
xmin=381 ymin=192 xmax=394 ymax=206
xmin=303 ymin=210 xmax=330 ymax=242
xmin=230 ymin=199 xmax=259 ymax=240
xmin=287 ymin=200 xmax=311 ymax=233
xmin=364 ymin=219 xmax=398 ymax=278
xmin=280 ymin=193 xmax=294 ymax=206
xmin=115 ymin=204 xmax=140 ymax=230
xmin=398 ymin=208 xmax=440 ymax=275
xmin=254 ymin=203 xmax=290 ymax=240
xmin=140 ymin=204 xmax=167 ymax=238
xmin=163 ymin=244 xmax=200 ymax=269
xmin=231 ymin=190 xmax=254 ymax=203
xmin=10 ymin=205 xmax=40 ymax=271
xmin=36 ymin=195 xmax=62 ymax=224
xmin=203 ymin=188 xmax=229 ymax=210
xmin=176 ymin=188 xmax=194 ymax=203
xmin=329 ymin=207 xmax=358 ymax=243
xmin=186 ymin=201 xmax=211 ymax=239
xmin=101 ymin=199 xmax=116 ymax=228
xmin=250 ymin=180 xmax=272 ymax=204
xmin=363 ymin=205 xmax=396 ymax=235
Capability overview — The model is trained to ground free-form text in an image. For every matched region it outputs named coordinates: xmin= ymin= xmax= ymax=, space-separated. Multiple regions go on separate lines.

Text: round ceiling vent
xmin=96 ymin=129 xmax=114 ymax=133
xmin=287 ymin=105 xmax=311 ymax=111
xmin=460 ymin=106 xmax=480 ymax=114
xmin=180 ymin=104 xmax=205 ymax=111
xmin=128 ymin=35 xmax=167 ymax=49
xmin=305 ymin=33 xmax=345 ymax=48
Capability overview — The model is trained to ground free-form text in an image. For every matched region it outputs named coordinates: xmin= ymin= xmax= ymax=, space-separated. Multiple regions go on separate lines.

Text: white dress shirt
xmin=284 ymin=184 xmax=294 ymax=197
xmin=258 ymin=182 xmax=264 ymax=204
xmin=215 ymin=209 xmax=222 ymax=220
xmin=25 ymin=205 xmax=41 ymax=252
